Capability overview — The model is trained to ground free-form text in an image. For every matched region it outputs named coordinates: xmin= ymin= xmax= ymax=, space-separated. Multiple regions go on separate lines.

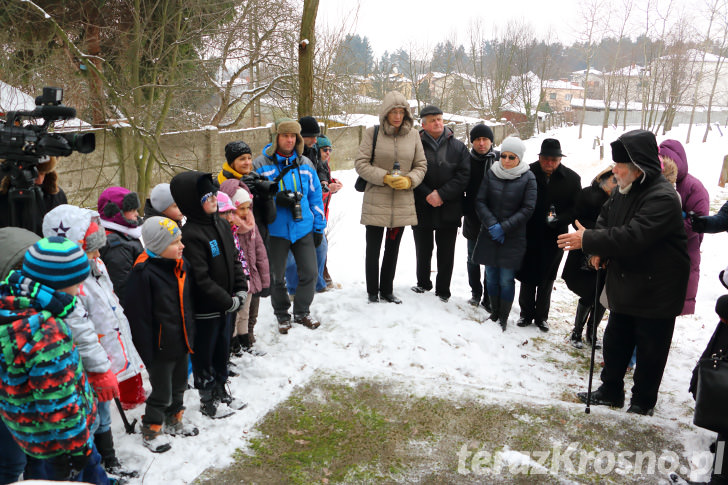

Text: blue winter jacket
xmin=253 ymin=145 xmax=326 ymax=243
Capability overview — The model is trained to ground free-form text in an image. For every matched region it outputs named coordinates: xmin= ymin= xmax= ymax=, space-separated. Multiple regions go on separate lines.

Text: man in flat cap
xmin=516 ymin=138 xmax=581 ymax=331
xmin=411 ymin=105 xmax=470 ymax=302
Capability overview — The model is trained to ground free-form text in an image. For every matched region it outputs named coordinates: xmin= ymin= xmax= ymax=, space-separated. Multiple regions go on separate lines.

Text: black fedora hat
xmin=539 ymin=138 xmax=566 ymax=157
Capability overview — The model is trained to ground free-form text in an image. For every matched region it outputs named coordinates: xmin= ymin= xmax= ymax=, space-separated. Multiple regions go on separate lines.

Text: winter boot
xmin=240 ymin=333 xmax=266 ymax=356
xmin=230 ymin=335 xmax=244 ymax=357
xmin=585 ymin=304 xmax=606 ymax=349
xmin=498 ymin=299 xmax=513 ymax=332
xmin=141 ymin=422 xmax=172 ymax=453
xmin=95 ymin=429 xmax=139 ymax=477
xmin=570 ymin=301 xmax=591 ymax=349
xmin=481 ymin=294 xmax=492 ymax=314
xmin=488 ymin=296 xmax=500 ymax=322
xmin=199 ymin=387 xmax=235 ymax=419
xmin=214 ymin=381 xmax=248 ymax=410
xmin=164 ymin=408 xmax=199 ymax=436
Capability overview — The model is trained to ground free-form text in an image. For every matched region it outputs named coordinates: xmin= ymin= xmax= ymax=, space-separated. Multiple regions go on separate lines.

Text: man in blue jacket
xmin=253 ymin=118 xmax=326 ymax=334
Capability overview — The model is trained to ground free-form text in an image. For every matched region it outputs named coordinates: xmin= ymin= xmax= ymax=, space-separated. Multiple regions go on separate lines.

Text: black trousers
xmin=412 ymin=225 xmax=458 ymax=299
xmin=518 ymin=280 xmax=555 ymax=321
xmin=599 ymin=311 xmax=675 ymax=409
xmin=191 ymin=314 xmax=230 ymax=390
xmin=365 ymin=225 xmax=404 ymax=295
xmin=144 ymin=354 xmax=189 ymax=425
xmin=269 ymin=233 xmax=317 ymax=320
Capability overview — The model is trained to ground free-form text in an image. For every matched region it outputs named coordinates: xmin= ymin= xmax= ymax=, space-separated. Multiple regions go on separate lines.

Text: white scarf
xmin=490 ymin=159 xmax=530 ymax=180
xmin=100 ymin=218 xmax=143 ymax=239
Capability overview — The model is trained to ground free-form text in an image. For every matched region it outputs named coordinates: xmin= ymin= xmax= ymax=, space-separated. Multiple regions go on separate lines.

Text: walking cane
xmin=585 ymin=268 xmax=602 ymax=414
xmin=114 ymin=397 xmax=138 ymax=434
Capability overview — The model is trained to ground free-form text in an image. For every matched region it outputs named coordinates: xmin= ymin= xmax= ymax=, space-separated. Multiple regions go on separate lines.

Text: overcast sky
xmin=316 ymin=0 xmax=706 ymax=58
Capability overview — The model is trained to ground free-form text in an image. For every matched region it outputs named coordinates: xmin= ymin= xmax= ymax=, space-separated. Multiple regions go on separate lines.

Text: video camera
xmin=0 ymin=87 xmax=95 ymax=233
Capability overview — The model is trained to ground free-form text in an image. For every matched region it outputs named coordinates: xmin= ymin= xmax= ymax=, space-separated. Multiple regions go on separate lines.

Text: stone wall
xmin=56 ymin=121 xmax=511 ymax=207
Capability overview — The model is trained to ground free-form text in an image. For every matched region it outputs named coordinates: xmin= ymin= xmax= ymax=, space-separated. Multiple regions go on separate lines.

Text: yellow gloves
xmin=383 ymin=175 xmax=412 ymax=190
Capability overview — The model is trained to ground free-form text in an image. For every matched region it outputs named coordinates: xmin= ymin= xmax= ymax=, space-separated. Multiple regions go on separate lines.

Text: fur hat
xmin=500 ymin=136 xmax=526 ymax=162
xmin=23 ymin=236 xmax=90 ymax=289
xmin=661 ymin=157 xmax=678 ymax=185
xmin=299 ymin=116 xmax=321 ymax=137
xmin=142 ymin=217 xmax=181 ymax=257
xmin=264 ymin=118 xmax=305 ymax=158
xmin=225 ymin=141 xmax=252 ymax=164
xmin=150 ymin=183 xmax=175 ymax=213
xmin=98 ymin=186 xmax=141 ymax=228
xmin=470 ymin=124 xmax=494 ymax=143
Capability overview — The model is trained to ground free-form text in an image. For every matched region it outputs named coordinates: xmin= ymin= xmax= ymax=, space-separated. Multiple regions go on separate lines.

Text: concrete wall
xmin=56 ymin=121 xmax=513 ymax=207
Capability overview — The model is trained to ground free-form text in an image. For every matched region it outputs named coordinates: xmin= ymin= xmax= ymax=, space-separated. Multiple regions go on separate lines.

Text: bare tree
xmin=577 ymin=0 xmax=608 ymax=139
xmin=702 ymin=0 xmax=728 ymax=142
xmin=601 ymin=0 xmax=634 ymax=139
xmin=298 ymin=0 xmax=319 ymax=117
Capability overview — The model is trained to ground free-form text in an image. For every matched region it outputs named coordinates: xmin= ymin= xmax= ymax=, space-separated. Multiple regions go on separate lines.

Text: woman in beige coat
xmin=355 ymin=91 xmax=427 ymax=304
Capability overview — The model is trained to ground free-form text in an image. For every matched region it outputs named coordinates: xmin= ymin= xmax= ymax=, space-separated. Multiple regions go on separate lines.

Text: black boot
xmin=498 ymin=300 xmax=513 ymax=331
xmin=570 ymin=301 xmax=591 ymax=349
xmin=585 ymin=304 xmax=606 ymax=349
xmin=488 ymin=296 xmax=500 ymax=322
xmin=95 ymin=429 xmax=138 ymax=477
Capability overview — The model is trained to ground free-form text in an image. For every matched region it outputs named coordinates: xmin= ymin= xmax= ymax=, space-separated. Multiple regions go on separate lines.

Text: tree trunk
xmin=298 ymin=0 xmax=319 ymax=118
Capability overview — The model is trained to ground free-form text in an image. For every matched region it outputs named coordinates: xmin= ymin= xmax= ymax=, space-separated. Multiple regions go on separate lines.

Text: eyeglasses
xmin=200 ymin=192 xmax=218 ymax=204
xmin=500 ymin=154 xmax=517 ymax=161
xmin=321 ymin=147 xmax=332 ymax=152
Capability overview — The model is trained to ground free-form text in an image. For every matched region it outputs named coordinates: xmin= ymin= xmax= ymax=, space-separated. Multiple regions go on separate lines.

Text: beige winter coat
xmin=355 ymin=91 xmax=427 ymax=227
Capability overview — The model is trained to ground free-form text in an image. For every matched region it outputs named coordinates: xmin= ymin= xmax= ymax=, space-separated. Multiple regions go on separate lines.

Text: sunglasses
xmin=321 ymin=147 xmax=332 ymax=152
xmin=500 ymin=154 xmax=518 ymax=161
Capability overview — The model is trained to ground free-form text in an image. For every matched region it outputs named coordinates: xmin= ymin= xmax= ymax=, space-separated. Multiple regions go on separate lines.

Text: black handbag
xmin=355 ymin=125 xmax=379 ymax=192
xmin=693 ymin=350 xmax=728 ymax=434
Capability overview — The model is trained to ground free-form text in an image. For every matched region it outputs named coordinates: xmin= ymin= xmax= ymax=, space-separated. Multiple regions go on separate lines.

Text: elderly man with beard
xmin=557 ymin=129 xmax=689 ymax=416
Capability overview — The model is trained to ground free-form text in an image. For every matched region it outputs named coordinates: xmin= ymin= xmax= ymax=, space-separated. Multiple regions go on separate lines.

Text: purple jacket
xmin=659 ymin=139 xmax=709 ymax=314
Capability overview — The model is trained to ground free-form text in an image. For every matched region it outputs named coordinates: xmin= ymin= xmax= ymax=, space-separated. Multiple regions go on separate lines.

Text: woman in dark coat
xmin=562 ymin=167 xmax=617 ymax=348
xmin=473 ymin=136 xmax=537 ymax=331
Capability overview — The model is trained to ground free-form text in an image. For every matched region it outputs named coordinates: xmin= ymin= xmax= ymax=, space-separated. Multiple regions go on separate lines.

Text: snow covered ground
xmin=109 ymin=123 xmax=728 ymax=484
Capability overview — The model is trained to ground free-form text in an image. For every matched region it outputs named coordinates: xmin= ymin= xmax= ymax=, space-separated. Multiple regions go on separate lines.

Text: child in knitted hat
xmin=42 ymin=204 xmax=142 ymax=477
xmin=97 ymin=186 xmax=147 ymax=410
xmin=0 ymin=237 xmax=112 ymax=482
xmin=144 ymin=183 xmax=184 ymax=223
xmin=125 ymin=217 xmax=198 ymax=453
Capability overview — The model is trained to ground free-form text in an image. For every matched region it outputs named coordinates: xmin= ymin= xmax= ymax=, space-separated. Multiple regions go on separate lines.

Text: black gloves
xmin=313 ymin=232 xmax=323 ymax=247
xmin=257 ymin=287 xmax=271 ymax=298
xmin=689 ymin=211 xmax=707 ymax=233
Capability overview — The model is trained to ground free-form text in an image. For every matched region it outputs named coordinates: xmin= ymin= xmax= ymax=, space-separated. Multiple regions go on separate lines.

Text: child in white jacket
xmin=43 ymin=204 xmax=143 ymax=478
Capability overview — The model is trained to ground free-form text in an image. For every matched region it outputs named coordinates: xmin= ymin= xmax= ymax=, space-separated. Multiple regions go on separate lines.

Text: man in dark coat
xmin=558 ymin=129 xmax=689 ymax=416
xmin=463 ymin=124 xmax=499 ymax=310
xmin=516 ymin=138 xmax=581 ymax=331
xmin=412 ymin=105 xmax=470 ymax=302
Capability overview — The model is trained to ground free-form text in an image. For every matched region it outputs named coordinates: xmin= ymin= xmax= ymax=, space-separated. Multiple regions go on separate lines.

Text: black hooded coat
xmin=170 ymin=171 xmax=246 ymax=316
xmin=582 ymin=130 xmax=689 ymax=319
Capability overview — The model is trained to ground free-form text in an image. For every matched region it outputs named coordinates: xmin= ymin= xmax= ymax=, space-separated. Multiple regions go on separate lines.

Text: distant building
xmin=542 ymin=80 xmax=584 ymax=112
xmin=570 ymin=69 xmax=604 ymax=99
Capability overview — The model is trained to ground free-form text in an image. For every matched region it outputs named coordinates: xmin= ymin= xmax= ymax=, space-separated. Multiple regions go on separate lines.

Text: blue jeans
xmin=94 ymin=400 xmax=111 ymax=435
xmin=485 ymin=266 xmax=516 ymax=302
xmin=286 ymin=233 xmax=328 ymax=294
xmin=0 ymin=420 xmax=25 ymax=484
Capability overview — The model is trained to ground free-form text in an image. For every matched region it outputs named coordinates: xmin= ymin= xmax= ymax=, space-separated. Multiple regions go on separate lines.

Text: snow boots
xmin=199 ymin=387 xmax=235 ymax=419
xmin=570 ymin=301 xmax=591 ymax=349
xmin=214 ymin=381 xmax=247 ymax=410
xmin=95 ymin=429 xmax=139 ymax=477
xmin=239 ymin=333 xmax=266 ymax=356
xmin=141 ymin=423 xmax=172 ymax=453
xmin=498 ymin=299 xmax=513 ymax=331
xmin=488 ymin=296 xmax=500 ymax=323
xmin=163 ymin=409 xmax=199 ymax=437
